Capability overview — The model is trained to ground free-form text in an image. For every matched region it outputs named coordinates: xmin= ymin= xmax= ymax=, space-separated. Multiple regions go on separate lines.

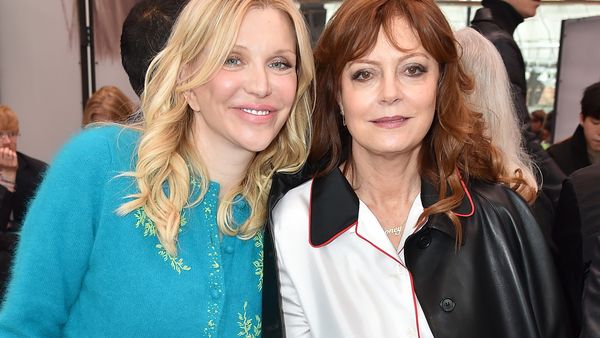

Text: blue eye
xmin=270 ymin=59 xmax=292 ymax=70
xmin=224 ymin=56 xmax=242 ymax=67
xmin=351 ymin=70 xmax=372 ymax=81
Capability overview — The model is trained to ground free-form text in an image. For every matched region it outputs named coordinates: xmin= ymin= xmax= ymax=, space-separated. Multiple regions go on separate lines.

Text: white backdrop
xmin=0 ymin=0 xmax=137 ymax=164
xmin=553 ymin=15 xmax=600 ymax=143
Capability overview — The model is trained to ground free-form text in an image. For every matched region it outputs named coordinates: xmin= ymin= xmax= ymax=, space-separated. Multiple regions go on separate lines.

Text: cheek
xmin=273 ymin=75 xmax=298 ymax=107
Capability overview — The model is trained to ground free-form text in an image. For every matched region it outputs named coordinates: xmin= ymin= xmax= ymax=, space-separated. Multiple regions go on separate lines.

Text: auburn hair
xmin=310 ymin=0 xmax=533 ymax=244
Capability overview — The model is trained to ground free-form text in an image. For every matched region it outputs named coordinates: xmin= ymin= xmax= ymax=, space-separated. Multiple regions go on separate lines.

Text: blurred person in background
xmin=548 ymin=81 xmax=600 ymax=176
xmin=82 ymin=85 xmax=135 ymax=126
xmin=120 ymin=0 xmax=189 ymax=98
xmin=0 ymin=105 xmax=46 ymax=297
xmin=470 ymin=0 xmax=541 ymax=126
xmin=553 ymin=163 xmax=600 ymax=337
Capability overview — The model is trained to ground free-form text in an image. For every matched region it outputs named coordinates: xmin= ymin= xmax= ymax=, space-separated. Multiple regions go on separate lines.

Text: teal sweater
xmin=0 ymin=126 xmax=263 ymax=337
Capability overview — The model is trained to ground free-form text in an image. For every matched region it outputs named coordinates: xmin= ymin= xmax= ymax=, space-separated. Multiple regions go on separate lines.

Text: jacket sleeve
xmin=499 ymin=189 xmax=573 ymax=338
xmin=0 ymin=129 xmax=112 ymax=337
xmin=581 ymin=235 xmax=600 ymax=338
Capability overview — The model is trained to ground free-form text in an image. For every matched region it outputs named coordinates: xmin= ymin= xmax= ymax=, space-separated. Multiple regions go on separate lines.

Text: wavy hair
xmin=310 ymin=0 xmax=523 ymax=244
xmin=455 ymin=27 xmax=537 ymax=203
xmin=118 ymin=0 xmax=314 ymax=256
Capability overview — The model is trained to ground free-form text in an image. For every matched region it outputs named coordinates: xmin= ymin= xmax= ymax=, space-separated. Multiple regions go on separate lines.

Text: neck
xmin=347 ymin=147 xmax=421 ymax=208
xmin=193 ymin=119 xmax=255 ymax=197
xmin=481 ymin=0 xmax=524 ymax=34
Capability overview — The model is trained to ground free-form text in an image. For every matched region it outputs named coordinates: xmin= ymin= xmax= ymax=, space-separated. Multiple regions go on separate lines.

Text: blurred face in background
xmin=0 ymin=129 xmax=18 ymax=152
xmin=581 ymin=114 xmax=600 ymax=152
xmin=503 ymin=0 xmax=540 ymax=18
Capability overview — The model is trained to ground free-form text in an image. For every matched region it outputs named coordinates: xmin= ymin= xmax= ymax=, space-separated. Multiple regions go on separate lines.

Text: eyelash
xmin=350 ymin=64 xmax=428 ymax=81
xmin=270 ymin=59 xmax=293 ymax=70
xmin=223 ymin=56 xmax=293 ymax=71
xmin=351 ymin=70 xmax=372 ymax=81
xmin=224 ymin=56 xmax=242 ymax=67
xmin=404 ymin=64 xmax=427 ymax=76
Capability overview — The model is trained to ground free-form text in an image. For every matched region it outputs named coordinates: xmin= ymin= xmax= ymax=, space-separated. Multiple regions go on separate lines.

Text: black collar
xmin=309 ymin=168 xmax=475 ymax=247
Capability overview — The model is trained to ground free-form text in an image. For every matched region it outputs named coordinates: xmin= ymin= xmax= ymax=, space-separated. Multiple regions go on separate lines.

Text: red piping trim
xmin=452 ymin=171 xmax=475 ymax=217
xmin=355 ymin=221 xmax=421 ymax=338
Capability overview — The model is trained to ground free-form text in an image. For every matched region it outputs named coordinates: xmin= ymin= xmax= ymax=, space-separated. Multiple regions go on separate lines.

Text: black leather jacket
xmin=263 ymin=170 xmax=572 ymax=337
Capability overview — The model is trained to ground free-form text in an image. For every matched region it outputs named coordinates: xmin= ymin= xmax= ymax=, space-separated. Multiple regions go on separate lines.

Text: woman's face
xmin=339 ymin=17 xmax=439 ymax=160
xmin=186 ymin=7 xmax=297 ymax=155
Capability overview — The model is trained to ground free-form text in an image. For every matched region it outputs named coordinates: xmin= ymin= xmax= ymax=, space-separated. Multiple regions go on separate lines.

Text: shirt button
xmin=211 ymin=290 xmax=221 ymax=299
xmin=417 ymin=230 xmax=432 ymax=249
xmin=224 ymin=246 xmax=234 ymax=254
xmin=440 ymin=298 xmax=455 ymax=312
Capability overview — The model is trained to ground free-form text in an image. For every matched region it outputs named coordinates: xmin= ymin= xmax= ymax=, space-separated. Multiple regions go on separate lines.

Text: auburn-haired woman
xmin=82 ymin=85 xmax=135 ymax=126
xmin=268 ymin=0 xmax=570 ymax=337
xmin=0 ymin=0 xmax=313 ymax=336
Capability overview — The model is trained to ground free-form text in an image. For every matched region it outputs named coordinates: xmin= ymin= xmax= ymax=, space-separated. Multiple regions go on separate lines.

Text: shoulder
xmin=56 ymin=125 xmax=140 ymax=165
xmin=271 ymin=179 xmax=312 ymax=235
xmin=547 ymin=138 xmax=573 ymax=157
xmin=16 ymin=152 xmax=47 ymax=172
xmin=468 ymin=180 xmax=531 ymax=218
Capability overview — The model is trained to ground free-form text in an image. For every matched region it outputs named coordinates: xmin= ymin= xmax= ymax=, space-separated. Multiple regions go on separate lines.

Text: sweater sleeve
xmin=0 ymin=127 xmax=115 ymax=337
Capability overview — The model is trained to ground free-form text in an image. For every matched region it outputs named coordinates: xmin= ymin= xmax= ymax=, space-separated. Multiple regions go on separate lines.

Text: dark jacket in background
xmin=470 ymin=0 xmax=529 ymax=125
xmin=0 ymin=152 xmax=47 ymax=296
xmin=263 ymin=170 xmax=572 ymax=338
xmin=554 ymin=163 xmax=600 ymax=338
xmin=548 ymin=125 xmax=591 ymax=176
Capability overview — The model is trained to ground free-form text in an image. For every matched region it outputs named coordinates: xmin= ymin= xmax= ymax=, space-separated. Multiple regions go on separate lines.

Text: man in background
xmin=120 ymin=0 xmax=189 ymax=97
xmin=471 ymin=0 xmax=541 ymax=125
xmin=548 ymin=81 xmax=600 ymax=176
xmin=554 ymin=163 xmax=600 ymax=337
xmin=0 ymin=105 xmax=47 ymax=296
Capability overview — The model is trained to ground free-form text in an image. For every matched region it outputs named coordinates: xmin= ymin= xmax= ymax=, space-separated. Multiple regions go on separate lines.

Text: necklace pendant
xmin=384 ymin=226 xmax=403 ymax=236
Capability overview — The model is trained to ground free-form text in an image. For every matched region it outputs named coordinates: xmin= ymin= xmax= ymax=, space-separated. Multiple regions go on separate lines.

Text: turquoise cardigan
xmin=0 ymin=126 xmax=263 ymax=337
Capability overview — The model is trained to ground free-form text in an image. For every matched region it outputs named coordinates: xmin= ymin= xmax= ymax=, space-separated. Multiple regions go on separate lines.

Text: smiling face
xmin=339 ymin=16 xmax=439 ymax=160
xmin=185 ymin=7 xmax=298 ymax=157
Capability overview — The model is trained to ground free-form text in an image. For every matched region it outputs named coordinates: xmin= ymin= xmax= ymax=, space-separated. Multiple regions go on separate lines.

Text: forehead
xmin=236 ymin=7 xmax=296 ymax=47
xmin=358 ymin=16 xmax=423 ymax=60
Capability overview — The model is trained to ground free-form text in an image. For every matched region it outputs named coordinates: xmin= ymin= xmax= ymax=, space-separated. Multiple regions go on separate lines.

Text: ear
xmin=336 ymin=92 xmax=344 ymax=115
xmin=183 ymin=90 xmax=201 ymax=112
xmin=580 ymin=112 xmax=585 ymax=126
xmin=180 ymin=63 xmax=201 ymax=112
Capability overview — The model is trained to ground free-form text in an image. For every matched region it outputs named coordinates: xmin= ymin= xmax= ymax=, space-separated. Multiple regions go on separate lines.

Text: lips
xmin=371 ymin=116 xmax=409 ymax=123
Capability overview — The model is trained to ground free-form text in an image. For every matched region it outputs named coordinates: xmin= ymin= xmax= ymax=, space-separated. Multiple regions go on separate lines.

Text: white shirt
xmin=272 ymin=179 xmax=434 ymax=338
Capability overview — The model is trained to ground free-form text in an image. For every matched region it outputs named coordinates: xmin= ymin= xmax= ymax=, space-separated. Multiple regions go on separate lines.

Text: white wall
xmin=0 ymin=0 xmax=83 ymax=164
xmin=0 ymin=0 xmax=138 ymax=164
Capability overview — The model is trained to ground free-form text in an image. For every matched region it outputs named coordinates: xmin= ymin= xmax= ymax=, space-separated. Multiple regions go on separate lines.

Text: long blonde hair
xmin=455 ymin=27 xmax=537 ymax=203
xmin=118 ymin=0 xmax=314 ymax=255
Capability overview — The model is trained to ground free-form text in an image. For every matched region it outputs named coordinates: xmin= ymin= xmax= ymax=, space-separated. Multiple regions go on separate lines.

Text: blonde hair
xmin=455 ymin=27 xmax=537 ymax=202
xmin=82 ymin=86 xmax=135 ymax=126
xmin=118 ymin=0 xmax=314 ymax=255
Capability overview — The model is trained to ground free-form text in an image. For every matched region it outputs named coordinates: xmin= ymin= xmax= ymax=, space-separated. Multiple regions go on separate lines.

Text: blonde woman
xmin=0 ymin=0 xmax=313 ymax=337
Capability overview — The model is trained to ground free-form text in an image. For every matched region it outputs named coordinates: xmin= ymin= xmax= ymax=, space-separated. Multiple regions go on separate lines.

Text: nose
xmin=245 ymin=64 xmax=272 ymax=98
xmin=379 ymin=73 xmax=402 ymax=105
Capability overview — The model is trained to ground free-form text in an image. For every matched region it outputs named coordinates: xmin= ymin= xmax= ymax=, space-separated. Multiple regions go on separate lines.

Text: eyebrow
xmin=232 ymin=45 xmax=296 ymax=56
xmin=349 ymin=52 xmax=432 ymax=66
